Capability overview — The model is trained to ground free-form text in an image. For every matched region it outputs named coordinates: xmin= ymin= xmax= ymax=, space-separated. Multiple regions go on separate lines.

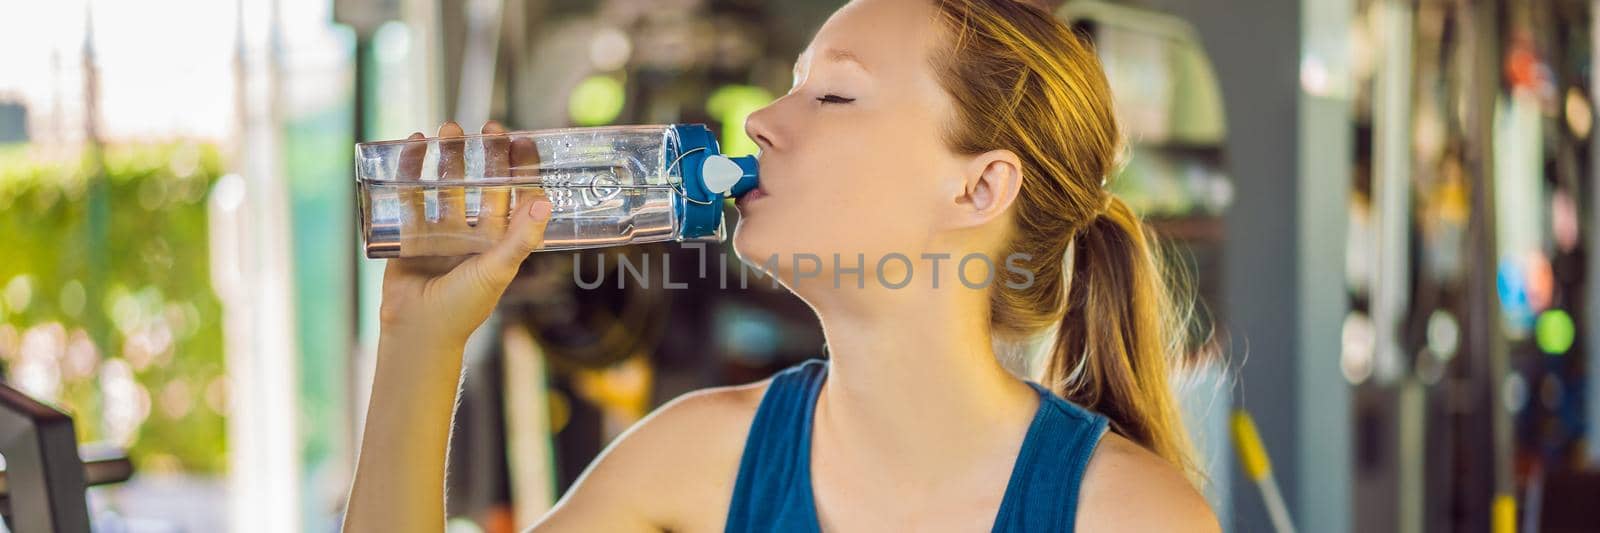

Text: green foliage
xmin=0 ymin=142 xmax=228 ymax=473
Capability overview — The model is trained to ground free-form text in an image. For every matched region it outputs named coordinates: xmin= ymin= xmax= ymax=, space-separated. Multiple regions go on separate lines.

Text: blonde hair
xmin=931 ymin=0 xmax=1202 ymax=481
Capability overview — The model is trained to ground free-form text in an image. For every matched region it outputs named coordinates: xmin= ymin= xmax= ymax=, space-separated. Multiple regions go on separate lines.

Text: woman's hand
xmin=346 ymin=120 xmax=550 ymax=533
xmin=378 ymin=120 xmax=551 ymax=349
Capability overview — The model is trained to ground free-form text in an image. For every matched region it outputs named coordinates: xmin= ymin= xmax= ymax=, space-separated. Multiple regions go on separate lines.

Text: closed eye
xmin=816 ymin=94 xmax=856 ymax=105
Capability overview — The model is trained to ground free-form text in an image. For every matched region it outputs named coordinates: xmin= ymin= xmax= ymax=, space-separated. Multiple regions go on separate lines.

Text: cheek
xmin=734 ymin=105 xmax=953 ymax=258
xmin=736 ymin=178 xmax=939 ymax=263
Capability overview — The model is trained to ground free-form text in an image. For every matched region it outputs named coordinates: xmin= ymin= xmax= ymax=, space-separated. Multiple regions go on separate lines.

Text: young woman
xmin=344 ymin=0 xmax=1221 ymax=531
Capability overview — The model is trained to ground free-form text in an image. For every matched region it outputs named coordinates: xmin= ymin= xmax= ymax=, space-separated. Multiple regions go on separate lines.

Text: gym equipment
xmin=0 ymin=383 xmax=134 ymax=533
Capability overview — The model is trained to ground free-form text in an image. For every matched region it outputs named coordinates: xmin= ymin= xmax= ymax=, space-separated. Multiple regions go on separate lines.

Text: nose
xmin=744 ymin=102 xmax=779 ymax=153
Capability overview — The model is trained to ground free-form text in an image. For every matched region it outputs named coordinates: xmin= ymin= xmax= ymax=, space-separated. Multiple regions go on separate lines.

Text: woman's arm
xmin=343 ymin=331 xmax=470 ymax=532
xmin=344 ymin=121 xmax=554 ymax=532
xmin=344 ymin=122 xmax=756 ymax=532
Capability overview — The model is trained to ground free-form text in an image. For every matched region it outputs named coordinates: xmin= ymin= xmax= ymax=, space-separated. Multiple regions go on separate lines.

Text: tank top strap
xmin=724 ymin=359 xmax=828 ymax=533
xmin=724 ymin=361 xmax=1109 ymax=533
xmin=990 ymin=381 xmax=1110 ymax=533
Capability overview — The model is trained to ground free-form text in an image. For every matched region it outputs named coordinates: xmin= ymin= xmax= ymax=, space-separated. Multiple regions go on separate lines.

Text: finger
xmin=509 ymin=134 xmax=547 ymax=242
xmin=479 ymin=121 xmax=512 ymax=240
xmin=473 ymin=198 xmax=553 ymax=284
xmin=397 ymin=131 xmax=428 ymax=180
xmin=441 ymin=198 xmax=550 ymax=303
xmin=437 ymin=121 xmax=469 ymax=231
xmin=395 ymin=132 xmax=429 ymax=256
xmin=510 ymin=136 xmax=540 ymax=178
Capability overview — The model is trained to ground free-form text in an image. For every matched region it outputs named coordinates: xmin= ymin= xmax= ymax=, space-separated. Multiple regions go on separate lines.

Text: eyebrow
xmin=798 ymin=47 xmax=870 ymax=72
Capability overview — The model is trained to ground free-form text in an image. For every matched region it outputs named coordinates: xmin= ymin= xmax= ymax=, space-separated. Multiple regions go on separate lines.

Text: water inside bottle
xmin=359 ymin=165 xmax=680 ymax=256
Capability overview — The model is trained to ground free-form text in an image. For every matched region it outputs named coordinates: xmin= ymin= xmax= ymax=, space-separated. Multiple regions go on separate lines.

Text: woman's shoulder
xmin=616 ymin=373 xmax=777 ymax=473
xmin=658 ymin=358 xmax=829 ymax=421
xmin=535 ymin=372 xmax=782 ymax=532
xmin=651 ymin=375 xmax=773 ymax=432
xmin=615 ymin=359 xmax=825 ymax=474
xmin=616 ymin=358 xmax=828 ymax=449
xmin=1075 ymin=431 xmax=1221 ymax=532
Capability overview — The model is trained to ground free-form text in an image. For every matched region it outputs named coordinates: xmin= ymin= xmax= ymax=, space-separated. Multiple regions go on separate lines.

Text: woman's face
xmin=734 ymin=0 xmax=978 ymax=289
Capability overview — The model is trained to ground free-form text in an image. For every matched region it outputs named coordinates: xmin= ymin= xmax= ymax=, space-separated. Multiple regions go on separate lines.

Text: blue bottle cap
xmin=671 ymin=124 xmax=759 ymax=239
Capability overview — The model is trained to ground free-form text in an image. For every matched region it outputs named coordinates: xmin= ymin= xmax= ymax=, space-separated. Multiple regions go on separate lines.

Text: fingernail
xmin=530 ymin=199 xmax=552 ymax=219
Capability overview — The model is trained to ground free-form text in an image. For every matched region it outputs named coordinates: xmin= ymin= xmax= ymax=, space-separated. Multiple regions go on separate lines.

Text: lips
xmin=736 ymin=187 xmax=768 ymax=206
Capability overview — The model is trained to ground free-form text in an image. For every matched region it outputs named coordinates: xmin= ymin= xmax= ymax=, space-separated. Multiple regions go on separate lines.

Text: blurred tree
xmin=0 ymin=142 xmax=229 ymax=473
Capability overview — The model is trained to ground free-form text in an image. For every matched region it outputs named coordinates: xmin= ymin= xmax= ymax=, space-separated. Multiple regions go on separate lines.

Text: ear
xmin=947 ymin=149 xmax=1023 ymax=228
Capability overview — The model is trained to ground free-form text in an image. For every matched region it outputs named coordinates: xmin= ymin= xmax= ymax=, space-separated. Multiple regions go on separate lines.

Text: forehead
xmin=803 ymin=0 xmax=945 ymax=75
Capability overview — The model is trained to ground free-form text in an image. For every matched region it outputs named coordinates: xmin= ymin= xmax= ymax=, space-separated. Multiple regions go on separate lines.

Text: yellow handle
xmin=1492 ymin=494 xmax=1516 ymax=533
xmin=1232 ymin=410 xmax=1272 ymax=482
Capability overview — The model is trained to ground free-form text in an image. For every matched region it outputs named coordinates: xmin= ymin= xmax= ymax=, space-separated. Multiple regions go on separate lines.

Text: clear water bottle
xmin=356 ymin=124 xmax=758 ymax=258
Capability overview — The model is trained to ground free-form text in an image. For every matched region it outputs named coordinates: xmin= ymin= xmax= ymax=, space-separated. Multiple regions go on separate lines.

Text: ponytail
xmin=928 ymin=0 xmax=1202 ymax=482
xmin=1048 ymin=195 xmax=1199 ymax=479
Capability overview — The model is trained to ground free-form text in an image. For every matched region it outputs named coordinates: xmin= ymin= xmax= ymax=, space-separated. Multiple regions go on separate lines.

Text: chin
xmin=731 ymin=225 xmax=808 ymax=283
xmin=730 ymin=224 xmax=772 ymax=268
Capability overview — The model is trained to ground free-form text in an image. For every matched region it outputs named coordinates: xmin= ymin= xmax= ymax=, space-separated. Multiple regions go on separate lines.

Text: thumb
xmin=482 ymin=196 xmax=553 ymax=274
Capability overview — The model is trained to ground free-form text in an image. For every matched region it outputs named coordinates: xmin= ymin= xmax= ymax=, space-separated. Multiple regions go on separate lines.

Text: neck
xmin=801 ymin=278 xmax=1041 ymax=481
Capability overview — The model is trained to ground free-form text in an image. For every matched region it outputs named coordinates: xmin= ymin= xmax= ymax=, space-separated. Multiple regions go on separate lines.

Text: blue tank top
xmin=724 ymin=359 xmax=1109 ymax=532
